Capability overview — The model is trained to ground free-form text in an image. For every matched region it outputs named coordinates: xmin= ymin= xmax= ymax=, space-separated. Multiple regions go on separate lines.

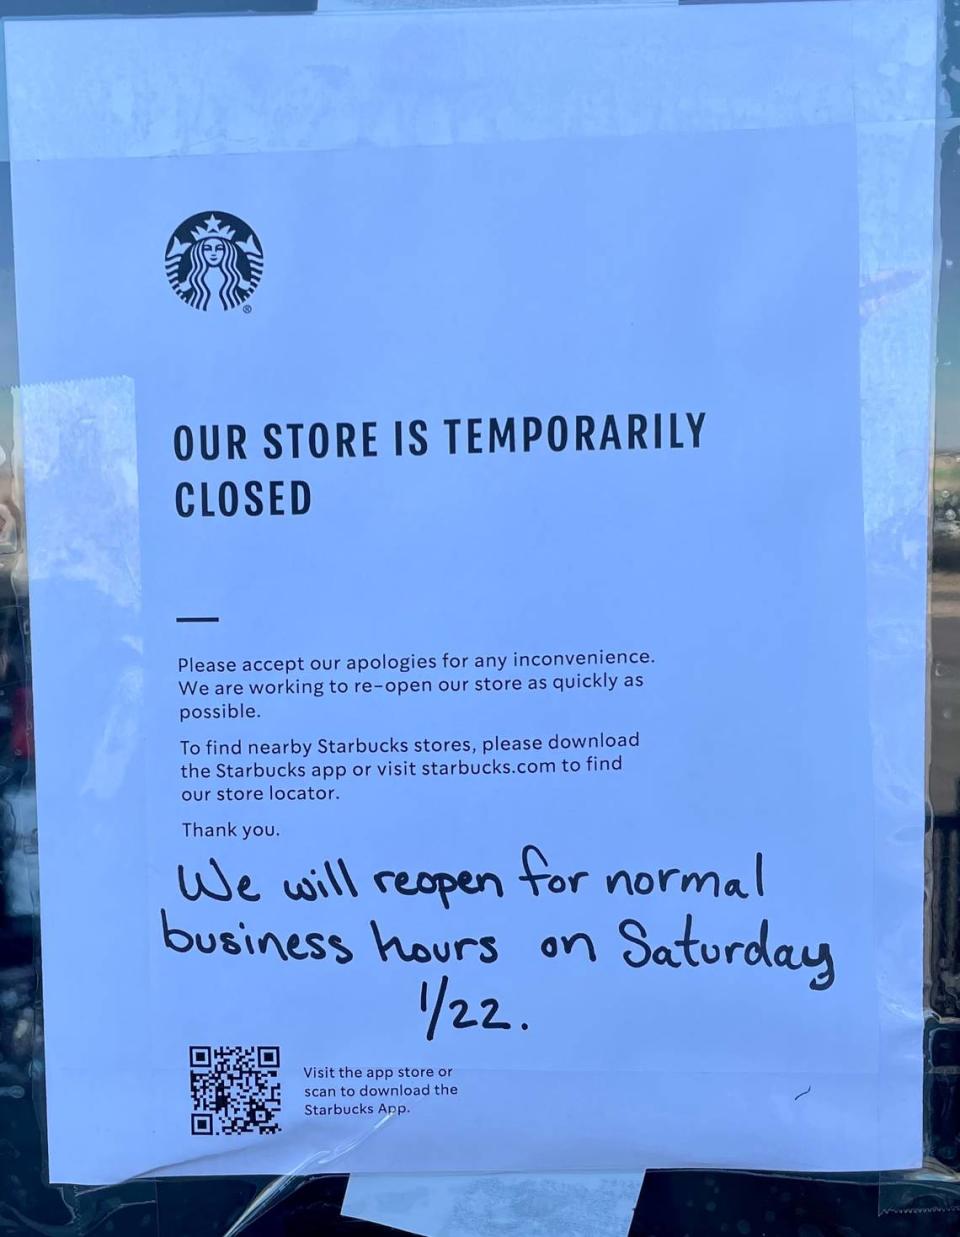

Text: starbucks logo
xmin=165 ymin=212 xmax=263 ymax=312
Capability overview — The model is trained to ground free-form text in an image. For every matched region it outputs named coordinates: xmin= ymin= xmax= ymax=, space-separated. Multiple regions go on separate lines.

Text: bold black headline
xmin=173 ymin=413 xmax=707 ymax=518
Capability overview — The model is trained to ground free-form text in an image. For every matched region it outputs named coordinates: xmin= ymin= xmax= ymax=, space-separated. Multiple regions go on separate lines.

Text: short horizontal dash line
xmin=176 ymin=616 xmax=220 ymax=624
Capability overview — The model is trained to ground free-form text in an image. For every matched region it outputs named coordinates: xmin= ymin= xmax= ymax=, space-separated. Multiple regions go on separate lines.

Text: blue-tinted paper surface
xmin=6 ymin=5 xmax=929 ymax=1184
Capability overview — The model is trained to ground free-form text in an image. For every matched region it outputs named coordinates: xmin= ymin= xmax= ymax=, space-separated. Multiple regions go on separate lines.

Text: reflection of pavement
xmin=932 ymin=570 xmax=960 ymax=814
xmin=0 ymin=963 xmax=41 ymax=1227
xmin=3 ymin=781 xmax=36 ymax=918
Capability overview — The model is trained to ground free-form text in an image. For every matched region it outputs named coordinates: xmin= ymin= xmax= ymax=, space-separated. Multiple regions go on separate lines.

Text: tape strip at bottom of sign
xmin=340 ymin=1173 xmax=646 ymax=1237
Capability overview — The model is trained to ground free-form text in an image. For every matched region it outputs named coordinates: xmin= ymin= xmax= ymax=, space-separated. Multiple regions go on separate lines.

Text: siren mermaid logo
xmin=165 ymin=212 xmax=263 ymax=311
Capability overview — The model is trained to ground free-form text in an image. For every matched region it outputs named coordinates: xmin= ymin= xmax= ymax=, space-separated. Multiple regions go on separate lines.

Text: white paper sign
xmin=6 ymin=3 xmax=930 ymax=1185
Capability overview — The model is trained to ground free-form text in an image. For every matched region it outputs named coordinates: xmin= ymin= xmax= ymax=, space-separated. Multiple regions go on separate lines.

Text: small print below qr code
xmin=190 ymin=1045 xmax=281 ymax=1136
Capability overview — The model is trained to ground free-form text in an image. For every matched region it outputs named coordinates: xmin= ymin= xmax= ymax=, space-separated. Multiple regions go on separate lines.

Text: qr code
xmin=189 ymin=1045 xmax=281 ymax=1136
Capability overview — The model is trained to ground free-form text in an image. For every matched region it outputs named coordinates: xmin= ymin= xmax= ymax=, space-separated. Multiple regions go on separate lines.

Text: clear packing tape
xmin=0 ymin=0 xmax=950 ymax=1232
